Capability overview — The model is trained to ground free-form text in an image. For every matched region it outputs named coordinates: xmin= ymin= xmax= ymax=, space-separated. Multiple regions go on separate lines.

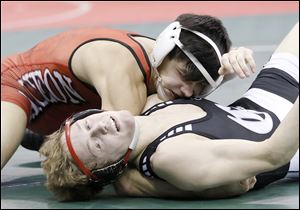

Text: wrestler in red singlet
xmin=1 ymin=28 xmax=152 ymax=135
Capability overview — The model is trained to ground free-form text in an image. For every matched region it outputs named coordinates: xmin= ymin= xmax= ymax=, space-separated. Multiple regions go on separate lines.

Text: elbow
xmin=259 ymin=140 xmax=294 ymax=172
xmin=268 ymin=152 xmax=291 ymax=170
xmin=266 ymin=145 xmax=294 ymax=170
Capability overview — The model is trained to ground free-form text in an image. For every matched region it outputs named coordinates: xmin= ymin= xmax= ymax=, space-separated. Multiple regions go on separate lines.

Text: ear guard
xmin=151 ymin=22 xmax=182 ymax=68
xmin=150 ymin=21 xmax=224 ymax=97
xmin=89 ymin=157 xmax=126 ymax=187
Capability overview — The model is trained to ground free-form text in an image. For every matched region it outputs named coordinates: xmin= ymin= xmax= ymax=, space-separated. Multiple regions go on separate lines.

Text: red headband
xmin=65 ymin=119 xmax=98 ymax=180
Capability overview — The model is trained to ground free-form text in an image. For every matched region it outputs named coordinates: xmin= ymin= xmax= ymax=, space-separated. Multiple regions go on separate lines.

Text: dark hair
xmin=167 ymin=13 xmax=232 ymax=83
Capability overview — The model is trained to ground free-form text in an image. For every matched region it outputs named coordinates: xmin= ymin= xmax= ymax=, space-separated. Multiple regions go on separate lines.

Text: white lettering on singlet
xmin=18 ymin=68 xmax=85 ymax=120
xmin=215 ymin=104 xmax=273 ymax=134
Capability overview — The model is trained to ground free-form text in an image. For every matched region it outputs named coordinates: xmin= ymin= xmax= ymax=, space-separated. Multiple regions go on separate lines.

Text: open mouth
xmin=110 ymin=116 xmax=120 ymax=132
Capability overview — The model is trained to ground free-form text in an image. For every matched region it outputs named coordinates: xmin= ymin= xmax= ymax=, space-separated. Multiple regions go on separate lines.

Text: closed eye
xmin=95 ymin=142 xmax=101 ymax=150
xmin=177 ymin=68 xmax=186 ymax=78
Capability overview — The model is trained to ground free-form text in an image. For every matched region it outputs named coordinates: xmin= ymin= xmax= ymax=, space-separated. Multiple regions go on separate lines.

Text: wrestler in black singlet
xmin=139 ymin=53 xmax=299 ymax=189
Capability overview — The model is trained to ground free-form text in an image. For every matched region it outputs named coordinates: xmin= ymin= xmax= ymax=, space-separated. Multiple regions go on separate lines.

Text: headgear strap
xmin=151 ymin=21 xmax=224 ymax=97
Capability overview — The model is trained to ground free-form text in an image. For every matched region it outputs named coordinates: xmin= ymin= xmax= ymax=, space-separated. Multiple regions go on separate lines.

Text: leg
xmin=275 ymin=22 xmax=299 ymax=57
xmin=1 ymin=101 xmax=27 ymax=169
xmin=287 ymin=149 xmax=299 ymax=178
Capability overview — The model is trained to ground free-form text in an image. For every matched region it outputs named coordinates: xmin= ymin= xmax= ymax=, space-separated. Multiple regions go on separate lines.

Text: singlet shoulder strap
xmin=142 ymin=97 xmax=208 ymax=116
xmin=127 ymin=33 xmax=154 ymax=87
xmin=138 ymin=117 xmax=208 ymax=180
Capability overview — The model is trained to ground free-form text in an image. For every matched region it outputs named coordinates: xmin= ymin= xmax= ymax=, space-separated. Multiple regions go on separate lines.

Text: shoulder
xmin=142 ymin=94 xmax=164 ymax=112
xmin=72 ymin=40 xmax=144 ymax=82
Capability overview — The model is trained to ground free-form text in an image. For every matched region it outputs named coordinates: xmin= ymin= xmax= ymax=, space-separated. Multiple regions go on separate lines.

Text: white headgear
xmin=150 ymin=21 xmax=224 ymax=97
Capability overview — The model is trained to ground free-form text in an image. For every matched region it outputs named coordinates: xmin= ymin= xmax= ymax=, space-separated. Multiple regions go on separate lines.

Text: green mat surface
xmin=1 ymin=175 xmax=299 ymax=209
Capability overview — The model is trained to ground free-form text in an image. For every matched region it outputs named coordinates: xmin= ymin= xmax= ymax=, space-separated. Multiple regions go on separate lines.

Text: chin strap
xmin=153 ymin=68 xmax=170 ymax=101
xmin=124 ymin=119 xmax=140 ymax=163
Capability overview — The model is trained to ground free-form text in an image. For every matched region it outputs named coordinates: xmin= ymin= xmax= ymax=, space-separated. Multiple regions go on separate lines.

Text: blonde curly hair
xmin=39 ymin=126 xmax=103 ymax=201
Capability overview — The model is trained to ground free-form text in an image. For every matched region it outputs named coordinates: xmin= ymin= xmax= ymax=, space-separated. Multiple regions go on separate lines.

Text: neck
xmin=128 ymin=115 xmax=165 ymax=162
xmin=128 ymin=105 xmax=207 ymax=163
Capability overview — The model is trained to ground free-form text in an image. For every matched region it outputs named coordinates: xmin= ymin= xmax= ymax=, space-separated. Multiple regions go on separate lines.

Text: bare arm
xmin=275 ymin=22 xmax=299 ymax=57
xmin=1 ymin=102 xmax=27 ymax=169
xmin=151 ymin=22 xmax=299 ymax=192
xmin=114 ymin=168 xmax=256 ymax=199
xmin=92 ymin=59 xmax=147 ymax=115
xmin=142 ymin=94 xmax=164 ymax=113
xmin=152 ymin=97 xmax=298 ymax=191
xmin=72 ymin=41 xmax=147 ymax=115
xmin=114 ymin=168 xmax=187 ymax=198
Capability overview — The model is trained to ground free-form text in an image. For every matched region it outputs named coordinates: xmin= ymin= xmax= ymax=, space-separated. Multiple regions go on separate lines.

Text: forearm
xmin=194 ymin=176 xmax=256 ymax=199
xmin=114 ymin=168 xmax=185 ymax=198
xmin=114 ymin=169 xmax=255 ymax=199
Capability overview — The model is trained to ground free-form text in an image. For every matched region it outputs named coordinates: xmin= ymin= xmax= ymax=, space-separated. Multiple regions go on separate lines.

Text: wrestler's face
xmin=157 ymin=59 xmax=203 ymax=100
xmin=62 ymin=110 xmax=135 ymax=167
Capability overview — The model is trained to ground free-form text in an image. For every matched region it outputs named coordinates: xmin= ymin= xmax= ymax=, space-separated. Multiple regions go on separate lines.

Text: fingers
xmin=219 ymin=47 xmax=256 ymax=79
xmin=244 ymin=50 xmax=256 ymax=74
xmin=219 ymin=53 xmax=233 ymax=75
xmin=229 ymin=51 xmax=248 ymax=78
xmin=239 ymin=176 xmax=257 ymax=192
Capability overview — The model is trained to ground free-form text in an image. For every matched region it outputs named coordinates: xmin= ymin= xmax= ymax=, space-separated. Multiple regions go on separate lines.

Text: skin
xmin=64 ymin=110 xmax=135 ymax=168
xmin=65 ymin=21 xmax=299 ymax=166
xmin=219 ymin=47 xmax=256 ymax=78
xmin=60 ymin=96 xmax=298 ymax=198
xmin=154 ymin=58 xmax=204 ymax=98
xmin=117 ymin=22 xmax=299 ymax=198
xmin=1 ymin=102 xmax=27 ymax=168
xmin=1 ymin=29 xmax=256 ymax=170
xmin=57 ymin=22 xmax=299 ymax=198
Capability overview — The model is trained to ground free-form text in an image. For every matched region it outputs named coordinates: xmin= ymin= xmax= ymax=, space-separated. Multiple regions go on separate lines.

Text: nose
xmin=90 ymin=121 xmax=108 ymax=138
xmin=180 ymin=83 xmax=194 ymax=98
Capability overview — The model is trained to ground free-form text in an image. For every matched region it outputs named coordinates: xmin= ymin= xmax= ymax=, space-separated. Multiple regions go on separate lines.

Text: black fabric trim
xmin=253 ymin=162 xmax=290 ymax=190
xmin=127 ymin=34 xmax=153 ymax=85
xmin=249 ymin=68 xmax=299 ymax=103
xmin=139 ymin=99 xmax=213 ymax=179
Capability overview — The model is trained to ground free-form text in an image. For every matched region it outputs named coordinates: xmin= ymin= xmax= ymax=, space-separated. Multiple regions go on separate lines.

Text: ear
xmin=150 ymin=21 xmax=181 ymax=68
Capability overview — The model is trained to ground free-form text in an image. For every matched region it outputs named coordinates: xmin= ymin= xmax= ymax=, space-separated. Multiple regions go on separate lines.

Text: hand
xmin=195 ymin=176 xmax=257 ymax=199
xmin=218 ymin=47 xmax=256 ymax=78
xmin=239 ymin=176 xmax=257 ymax=192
